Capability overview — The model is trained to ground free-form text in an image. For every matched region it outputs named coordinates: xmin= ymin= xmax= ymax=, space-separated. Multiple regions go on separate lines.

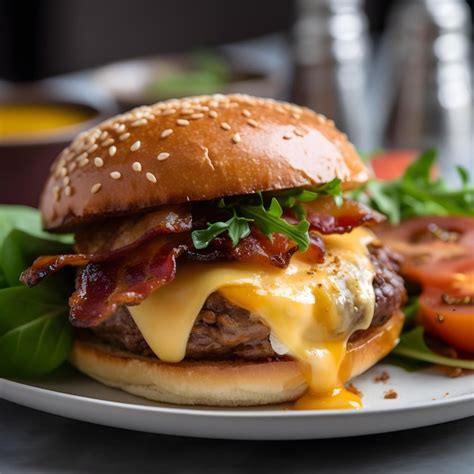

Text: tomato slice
xmin=376 ymin=216 xmax=474 ymax=287
xmin=418 ymin=286 xmax=474 ymax=354
xmin=371 ymin=150 xmax=419 ymax=181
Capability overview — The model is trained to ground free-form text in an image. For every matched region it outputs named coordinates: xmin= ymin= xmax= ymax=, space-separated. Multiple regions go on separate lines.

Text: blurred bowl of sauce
xmin=0 ymin=79 xmax=117 ymax=206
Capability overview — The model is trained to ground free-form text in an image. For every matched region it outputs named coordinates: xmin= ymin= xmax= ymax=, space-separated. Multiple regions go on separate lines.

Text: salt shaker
xmin=381 ymin=0 xmax=472 ymax=184
xmin=291 ymin=0 xmax=372 ymax=151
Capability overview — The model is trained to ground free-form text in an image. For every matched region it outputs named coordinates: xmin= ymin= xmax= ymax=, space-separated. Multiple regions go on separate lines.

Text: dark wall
xmin=0 ymin=0 xmax=293 ymax=80
xmin=0 ymin=0 xmax=472 ymax=81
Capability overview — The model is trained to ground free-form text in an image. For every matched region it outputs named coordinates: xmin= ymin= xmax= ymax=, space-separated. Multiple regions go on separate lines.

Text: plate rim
xmin=1 ymin=377 xmax=473 ymax=419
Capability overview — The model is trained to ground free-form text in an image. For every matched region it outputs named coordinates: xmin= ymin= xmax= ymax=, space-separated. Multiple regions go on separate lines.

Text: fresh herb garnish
xmin=191 ymin=178 xmax=343 ymax=251
xmin=352 ymin=149 xmax=474 ymax=224
xmin=192 ymin=212 xmax=252 ymax=249
xmin=0 ymin=206 xmax=74 ymax=378
xmin=392 ymin=327 xmax=474 ymax=371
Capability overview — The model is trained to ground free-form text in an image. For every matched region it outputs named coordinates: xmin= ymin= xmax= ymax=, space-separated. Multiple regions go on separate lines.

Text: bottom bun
xmin=70 ymin=310 xmax=404 ymax=407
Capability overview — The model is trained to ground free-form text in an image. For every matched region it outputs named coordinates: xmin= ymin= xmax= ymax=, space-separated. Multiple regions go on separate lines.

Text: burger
xmin=22 ymin=94 xmax=406 ymax=409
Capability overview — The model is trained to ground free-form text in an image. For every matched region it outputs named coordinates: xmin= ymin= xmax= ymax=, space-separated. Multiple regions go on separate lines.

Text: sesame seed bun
xmin=70 ymin=310 xmax=403 ymax=407
xmin=41 ymin=94 xmax=370 ymax=231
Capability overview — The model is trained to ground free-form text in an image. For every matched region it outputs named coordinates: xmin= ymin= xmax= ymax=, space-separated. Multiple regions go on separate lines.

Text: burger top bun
xmin=41 ymin=94 xmax=370 ymax=231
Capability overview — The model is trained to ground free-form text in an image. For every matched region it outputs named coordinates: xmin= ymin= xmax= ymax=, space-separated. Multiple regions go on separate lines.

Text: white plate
xmin=1 ymin=364 xmax=473 ymax=440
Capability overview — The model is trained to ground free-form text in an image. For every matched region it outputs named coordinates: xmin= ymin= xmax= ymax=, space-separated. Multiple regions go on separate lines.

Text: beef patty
xmin=87 ymin=244 xmax=406 ymax=360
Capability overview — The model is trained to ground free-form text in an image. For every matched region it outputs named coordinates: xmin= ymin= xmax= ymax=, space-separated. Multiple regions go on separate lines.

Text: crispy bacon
xmin=21 ymin=253 xmax=89 ymax=287
xmin=75 ymin=205 xmax=192 ymax=254
xmin=21 ymin=226 xmax=318 ymax=326
xmin=70 ymin=240 xmax=186 ymax=327
xmin=22 ymin=197 xmax=379 ymax=327
xmin=185 ymin=228 xmax=303 ymax=268
xmin=22 ymin=207 xmax=192 ymax=287
xmin=303 ymin=197 xmax=385 ymax=234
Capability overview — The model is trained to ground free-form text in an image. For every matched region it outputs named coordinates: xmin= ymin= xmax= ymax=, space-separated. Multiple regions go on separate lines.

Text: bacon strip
xmin=70 ymin=241 xmax=186 ymax=327
xmin=303 ymin=197 xmax=385 ymax=234
xmin=21 ymin=227 xmax=314 ymax=326
xmin=23 ymin=197 xmax=377 ymax=327
xmin=75 ymin=205 xmax=192 ymax=254
xmin=22 ymin=207 xmax=192 ymax=287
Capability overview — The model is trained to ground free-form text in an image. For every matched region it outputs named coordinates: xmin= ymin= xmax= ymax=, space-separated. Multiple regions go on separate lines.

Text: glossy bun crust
xmin=41 ymin=94 xmax=370 ymax=231
xmin=70 ymin=311 xmax=403 ymax=407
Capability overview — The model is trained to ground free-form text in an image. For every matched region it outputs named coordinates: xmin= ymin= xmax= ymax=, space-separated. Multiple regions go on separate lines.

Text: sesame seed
xmin=100 ymin=131 xmax=109 ymax=141
xmin=88 ymin=143 xmax=98 ymax=153
xmin=276 ymin=106 xmax=285 ymax=114
xmin=232 ymin=133 xmax=241 ymax=143
xmin=131 ymin=118 xmax=147 ymax=127
xmin=119 ymin=132 xmax=131 ymax=141
xmin=176 ymin=119 xmax=190 ymax=126
xmin=69 ymin=162 xmax=77 ymax=172
xmin=116 ymin=124 xmax=126 ymax=132
xmin=208 ymin=110 xmax=218 ymax=119
xmin=79 ymin=158 xmax=89 ymax=168
xmin=191 ymin=113 xmax=204 ymax=119
xmin=64 ymin=186 xmax=73 ymax=196
xmin=283 ymin=133 xmax=293 ymax=140
xmin=130 ymin=140 xmax=141 ymax=151
xmin=91 ymin=183 xmax=102 ymax=194
xmin=157 ymin=152 xmax=170 ymax=161
xmin=292 ymin=113 xmax=301 ymax=120
xmin=209 ymin=100 xmax=218 ymax=108
xmin=63 ymin=176 xmax=70 ymax=186
xmin=161 ymin=129 xmax=173 ymax=138
xmin=220 ymin=122 xmax=231 ymax=131
xmin=146 ymin=172 xmax=157 ymax=183
xmin=110 ymin=171 xmax=121 ymax=180
xmin=53 ymin=186 xmax=60 ymax=201
xmin=247 ymin=119 xmax=258 ymax=128
xmin=294 ymin=129 xmax=305 ymax=137
xmin=94 ymin=157 xmax=104 ymax=167
xmin=242 ymin=109 xmax=251 ymax=117
xmin=109 ymin=146 xmax=117 ymax=156
xmin=102 ymin=138 xmax=114 ymax=147
xmin=181 ymin=109 xmax=194 ymax=115
xmin=161 ymin=109 xmax=175 ymax=116
xmin=132 ymin=161 xmax=142 ymax=172
xmin=76 ymin=152 xmax=88 ymax=162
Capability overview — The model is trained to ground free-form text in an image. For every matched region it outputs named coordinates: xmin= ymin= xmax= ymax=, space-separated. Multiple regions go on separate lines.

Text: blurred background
xmin=0 ymin=0 xmax=472 ymax=206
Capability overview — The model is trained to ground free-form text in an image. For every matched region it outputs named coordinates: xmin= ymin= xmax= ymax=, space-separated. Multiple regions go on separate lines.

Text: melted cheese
xmin=129 ymin=227 xmax=376 ymax=409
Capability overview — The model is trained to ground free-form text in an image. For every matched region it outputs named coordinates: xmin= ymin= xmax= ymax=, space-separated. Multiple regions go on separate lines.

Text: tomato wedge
xmin=418 ymin=286 xmax=474 ymax=353
xmin=371 ymin=150 xmax=419 ymax=181
xmin=376 ymin=216 xmax=474 ymax=288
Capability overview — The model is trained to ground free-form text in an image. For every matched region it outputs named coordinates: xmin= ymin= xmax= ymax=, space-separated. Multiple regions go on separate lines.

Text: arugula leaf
xmin=391 ymin=327 xmax=474 ymax=370
xmin=192 ymin=180 xmax=343 ymax=251
xmin=382 ymin=353 xmax=429 ymax=372
xmin=240 ymin=197 xmax=310 ymax=252
xmin=457 ymin=166 xmax=469 ymax=186
xmin=268 ymin=178 xmax=343 ymax=209
xmin=352 ymin=150 xmax=474 ymax=224
xmin=401 ymin=148 xmax=436 ymax=186
xmin=402 ymin=297 xmax=419 ymax=328
xmin=192 ymin=213 xmax=251 ymax=249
